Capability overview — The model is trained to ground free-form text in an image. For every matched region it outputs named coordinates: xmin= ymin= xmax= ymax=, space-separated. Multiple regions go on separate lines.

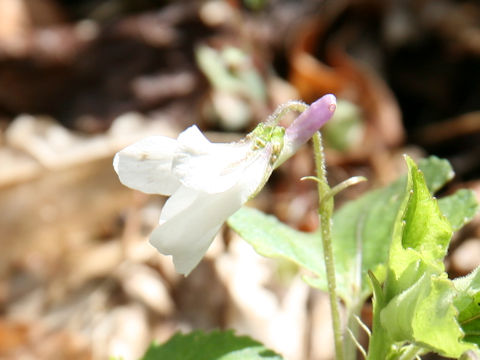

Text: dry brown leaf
xmin=413 ymin=111 xmax=480 ymax=146
xmin=0 ymin=320 xmax=29 ymax=356
xmin=66 ymin=241 xmax=124 ymax=289
xmin=450 ymin=238 xmax=480 ymax=276
xmin=117 ymin=262 xmax=175 ymax=316
xmin=91 ymin=305 xmax=149 ymax=360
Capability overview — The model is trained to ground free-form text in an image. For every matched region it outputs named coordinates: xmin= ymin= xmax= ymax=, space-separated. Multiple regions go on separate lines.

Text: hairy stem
xmin=313 ymin=132 xmax=345 ymax=360
xmin=266 ymin=100 xmax=308 ymax=125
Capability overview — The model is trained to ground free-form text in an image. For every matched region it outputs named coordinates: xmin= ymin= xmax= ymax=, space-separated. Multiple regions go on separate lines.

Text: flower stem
xmin=267 ymin=100 xmax=308 ymax=125
xmin=313 ymin=132 xmax=345 ymax=360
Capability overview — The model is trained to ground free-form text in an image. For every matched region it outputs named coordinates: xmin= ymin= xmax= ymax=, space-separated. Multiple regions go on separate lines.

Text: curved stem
xmin=266 ymin=100 xmax=308 ymax=125
xmin=313 ymin=132 xmax=345 ymax=360
xmin=327 ymin=176 xmax=367 ymax=201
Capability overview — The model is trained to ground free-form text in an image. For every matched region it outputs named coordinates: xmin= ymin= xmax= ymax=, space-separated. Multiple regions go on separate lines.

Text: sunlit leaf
xmin=380 ymin=270 xmax=474 ymax=358
xmin=228 ymin=156 xmax=470 ymax=305
xmin=141 ymin=330 xmax=283 ymax=360
xmin=374 ymin=156 xmax=477 ymax=357
xmin=454 ymin=267 xmax=480 ymax=348
xmin=386 ymin=156 xmax=452 ymax=294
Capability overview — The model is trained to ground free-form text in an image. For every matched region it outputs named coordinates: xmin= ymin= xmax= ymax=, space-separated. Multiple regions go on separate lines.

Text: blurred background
xmin=0 ymin=0 xmax=479 ymax=359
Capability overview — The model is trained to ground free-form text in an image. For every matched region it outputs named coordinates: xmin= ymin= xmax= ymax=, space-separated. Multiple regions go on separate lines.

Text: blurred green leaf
xmin=196 ymin=45 xmax=266 ymax=101
xmin=323 ymin=100 xmax=364 ymax=151
xmin=439 ymin=189 xmax=479 ymax=232
xmin=141 ymin=330 xmax=283 ymax=360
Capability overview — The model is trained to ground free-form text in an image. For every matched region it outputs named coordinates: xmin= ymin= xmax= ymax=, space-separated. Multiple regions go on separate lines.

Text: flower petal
xmin=163 ymin=223 xmax=222 ymax=275
xmin=149 ymin=186 xmax=242 ymax=275
xmin=158 ymin=185 xmax=198 ymax=225
xmin=172 ymin=125 xmax=255 ymax=194
xmin=113 ymin=136 xmax=180 ymax=195
xmin=150 ymin=144 xmax=274 ymax=275
xmin=235 ymin=143 xmax=274 ymax=202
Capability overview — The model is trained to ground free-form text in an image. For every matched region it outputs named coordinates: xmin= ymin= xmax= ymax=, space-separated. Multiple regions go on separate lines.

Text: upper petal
xmin=113 ymin=136 xmax=180 ymax=195
xmin=172 ymin=125 xmax=256 ymax=194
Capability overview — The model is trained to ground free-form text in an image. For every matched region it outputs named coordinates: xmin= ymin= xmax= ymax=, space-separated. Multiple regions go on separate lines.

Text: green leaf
xmin=228 ymin=156 xmax=462 ymax=305
xmin=439 ymin=189 xmax=480 ymax=232
xmin=401 ymin=157 xmax=452 ymax=260
xmin=366 ymin=271 xmax=393 ymax=359
xmin=458 ymin=292 xmax=480 ymax=347
xmin=226 ymin=207 xmax=323 ymax=274
xmin=323 ymin=100 xmax=365 ymax=151
xmin=329 ymin=168 xmax=407 ymax=302
xmin=226 ymin=207 xmax=336 ymax=296
xmin=375 ymin=157 xmax=477 ymax=357
xmin=141 ymin=330 xmax=283 ymax=360
xmin=454 ymin=267 xmax=480 ymax=312
xmin=418 ymin=156 xmax=454 ymax=193
xmin=196 ymin=45 xmax=266 ymax=101
xmin=380 ymin=270 xmax=474 ymax=358
xmin=454 ymin=267 xmax=480 ymax=348
xmin=387 ymin=156 xmax=452 ymax=293
xmin=332 ymin=156 xmax=456 ymax=302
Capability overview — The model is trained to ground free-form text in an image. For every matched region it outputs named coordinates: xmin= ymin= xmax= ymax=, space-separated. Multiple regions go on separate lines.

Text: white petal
xmin=149 ymin=146 xmax=274 ymax=275
xmin=166 ymin=224 xmax=222 ymax=275
xmin=234 ymin=143 xmax=274 ymax=202
xmin=158 ymin=185 xmax=198 ymax=225
xmin=149 ymin=186 xmax=242 ymax=275
xmin=175 ymin=124 xmax=211 ymax=148
xmin=113 ymin=136 xmax=180 ymax=195
xmin=172 ymin=125 xmax=256 ymax=194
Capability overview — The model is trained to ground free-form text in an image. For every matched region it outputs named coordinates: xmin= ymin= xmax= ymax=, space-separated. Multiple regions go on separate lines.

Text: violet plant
xmin=113 ymin=95 xmax=480 ymax=360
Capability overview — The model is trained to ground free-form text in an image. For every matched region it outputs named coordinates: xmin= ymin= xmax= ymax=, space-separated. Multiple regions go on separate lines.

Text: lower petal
xmin=158 ymin=186 xmax=198 ymax=225
xmin=161 ymin=224 xmax=222 ymax=275
xmin=149 ymin=185 xmax=245 ymax=275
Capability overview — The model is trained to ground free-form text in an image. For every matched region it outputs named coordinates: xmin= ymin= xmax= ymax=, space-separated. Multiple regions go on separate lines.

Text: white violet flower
xmin=114 ymin=94 xmax=337 ymax=275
